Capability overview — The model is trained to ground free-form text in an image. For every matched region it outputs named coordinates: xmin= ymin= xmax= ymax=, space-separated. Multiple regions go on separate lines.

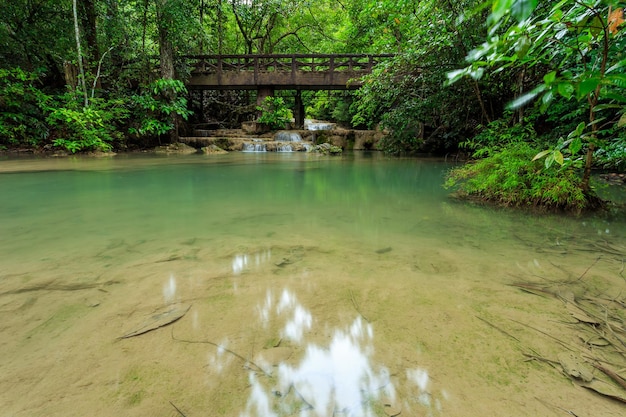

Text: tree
xmin=448 ymin=0 xmax=626 ymax=193
xmin=350 ymin=0 xmax=499 ymax=154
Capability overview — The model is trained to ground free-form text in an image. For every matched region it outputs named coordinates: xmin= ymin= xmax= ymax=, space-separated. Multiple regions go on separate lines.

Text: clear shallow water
xmin=0 ymin=153 xmax=624 ymax=417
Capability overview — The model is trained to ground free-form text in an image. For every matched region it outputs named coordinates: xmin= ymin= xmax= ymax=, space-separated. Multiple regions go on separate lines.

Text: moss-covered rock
xmin=200 ymin=145 xmax=228 ymax=154
xmin=153 ymin=142 xmax=198 ymax=154
xmin=310 ymin=143 xmax=342 ymax=155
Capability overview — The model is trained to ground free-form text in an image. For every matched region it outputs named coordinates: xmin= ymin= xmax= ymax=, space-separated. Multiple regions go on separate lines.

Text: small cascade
xmin=242 ymin=139 xmax=267 ymax=152
xmin=274 ymin=131 xmax=303 ymax=142
xmin=304 ymin=119 xmax=336 ymax=131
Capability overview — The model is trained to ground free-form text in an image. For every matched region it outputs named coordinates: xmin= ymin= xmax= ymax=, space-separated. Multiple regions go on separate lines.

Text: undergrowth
xmin=445 ymin=142 xmax=602 ymax=213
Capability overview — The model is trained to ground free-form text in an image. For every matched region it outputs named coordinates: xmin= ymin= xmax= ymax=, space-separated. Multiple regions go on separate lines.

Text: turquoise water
xmin=0 ymin=153 xmax=624 ymax=417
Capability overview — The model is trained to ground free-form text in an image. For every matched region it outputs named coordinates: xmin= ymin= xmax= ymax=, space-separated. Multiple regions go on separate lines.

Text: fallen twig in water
xmin=349 ymin=290 xmax=370 ymax=323
xmin=581 ymin=385 xmax=626 ymax=404
xmin=592 ymin=363 xmax=626 ymax=391
xmin=169 ymin=401 xmax=188 ymax=417
xmin=475 ymin=315 xmax=520 ymax=343
xmin=170 ymin=328 xmax=271 ymax=377
xmin=509 ymin=318 xmax=576 ymax=352
xmin=535 ymin=396 xmax=581 ymax=416
xmin=575 ymin=256 xmax=601 ymax=282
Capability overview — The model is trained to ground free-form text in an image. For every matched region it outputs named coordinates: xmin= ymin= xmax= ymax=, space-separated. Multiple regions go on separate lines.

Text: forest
xmin=0 ymin=0 xmax=625 ymax=211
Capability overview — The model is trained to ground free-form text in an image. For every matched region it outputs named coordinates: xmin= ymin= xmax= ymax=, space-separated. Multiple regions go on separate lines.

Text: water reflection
xmin=163 ymin=274 xmax=177 ymax=303
xmin=232 ymin=249 xmax=272 ymax=275
xmin=239 ymin=289 xmax=441 ymax=417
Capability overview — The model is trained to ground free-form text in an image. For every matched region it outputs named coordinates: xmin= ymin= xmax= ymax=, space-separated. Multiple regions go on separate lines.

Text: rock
xmin=599 ymin=173 xmax=626 ymax=185
xmin=200 ymin=144 xmax=228 ymax=154
xmin=153 ymin=142 xmax=198 ymax=154
xmin=310 ymin=143 xmax=342 ymax=155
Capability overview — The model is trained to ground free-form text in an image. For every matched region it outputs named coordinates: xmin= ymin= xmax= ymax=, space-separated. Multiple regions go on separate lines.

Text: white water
xmin=274 ymin=131 xmax=303 ymax=142
xmin=304 ymin=119 xmax=336 ymax=131
xmin=242 ymin=139 xmax=267 ymax=152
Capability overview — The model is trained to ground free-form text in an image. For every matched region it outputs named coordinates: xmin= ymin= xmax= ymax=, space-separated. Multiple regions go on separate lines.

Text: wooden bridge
xmin=186 ymin=54 xmax=393 ymax=91
xmin=184 ymin=54 xmax=393 ymax=128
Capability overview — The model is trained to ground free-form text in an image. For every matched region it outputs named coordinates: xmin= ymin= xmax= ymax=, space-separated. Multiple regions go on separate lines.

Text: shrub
xmin=129 ymin=79 xmax=193 ymax=137
xmin=256 ymin=96 xmax=292 ymax=130
xmin=46 ymin=94 xmax=130 ymax=153
xmin=0 ymin=68 xmax=50 ymax=147
xmin=445 ymin=142 xmax=599 ymax=212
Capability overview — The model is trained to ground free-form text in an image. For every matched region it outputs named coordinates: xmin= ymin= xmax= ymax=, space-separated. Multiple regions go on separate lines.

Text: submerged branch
xmin=170 ymin=328 xmax=271 ymax=377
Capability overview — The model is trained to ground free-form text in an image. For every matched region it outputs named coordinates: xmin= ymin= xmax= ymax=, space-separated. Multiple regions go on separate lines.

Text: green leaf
xmin=543 ymin=70 xmax=557 ymax=85
xmin=445 ymin=69 xmax=466 ymax=85
xmin=553 ymin=149 xmax=564 ymax=166
xmin=619 ymin=113 xmax=626 ymax=127
xmin=515 ymin=35 xmax=531 ymax=58
xmin=571 ymin=121 xmax=585 ymax=137
xmin=569 ymin=137 xmax=582 ymax=154
xmin=603 ymin=92 xmax=626 ymax=103
xmin=593 ymin=104 xmax=621 ymax=111
xmin=557 ymin=82 xmax=574 ymax=99
xmin=489 ymin=0 xmax=514 ymax=26
xmin=577 ymin=78 xmax=600 ymax=98
xmin=511 ymin=0 xmax=538 ymax=22
xmin=588 ymin=16 xmax=603 ymax=37
xmin=507 ymin=84 xmax=546 ymax=109
xmin=532 ymin=149 xmax=552 ymax=161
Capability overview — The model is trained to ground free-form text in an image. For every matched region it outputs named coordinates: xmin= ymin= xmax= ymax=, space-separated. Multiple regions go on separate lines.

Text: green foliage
xmin=256 ymin=96 xmax=292 ymax=130
xmin=445 ymin=142 xmax=592 ymax=212
xmin=449 ymin=0 xmax=626 ymax=191
xmin=0 ymin=68 xmax=50 ymax=146
xmin=460 ymin=116 xmax=538 ymax=158
xmin=350 ymin=1 xmax=498 ymax=154
xmin=130 ymin=79 xmax=192 ymax=137
xmin=46 ymin=94 xmax=130 ymax=153
xmin=595 ymin=136 xmax=626 ymax=170
xmin=306 ymin=91 xmax=355 ymax=125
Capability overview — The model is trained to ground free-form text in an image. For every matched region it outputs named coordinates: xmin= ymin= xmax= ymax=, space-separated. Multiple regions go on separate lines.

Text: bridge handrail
xmin=185 ymin=54 xmax=395 ymax=74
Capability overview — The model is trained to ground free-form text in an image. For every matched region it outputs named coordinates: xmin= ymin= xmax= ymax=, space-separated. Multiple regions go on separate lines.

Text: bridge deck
xmin=186 ymin=54 xmax=393 ymax=90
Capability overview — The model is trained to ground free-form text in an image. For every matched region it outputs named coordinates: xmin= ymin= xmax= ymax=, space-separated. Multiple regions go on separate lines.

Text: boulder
xmin=153 ymin=142 xmax=198 ymax=154
xmin=200 ymin=145 xmax=228 ymax=154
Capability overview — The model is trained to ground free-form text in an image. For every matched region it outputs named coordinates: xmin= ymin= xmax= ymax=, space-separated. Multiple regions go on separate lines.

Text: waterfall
xmin=242 ymin=139 xmax=267 ymax=152
xmin=274 ymin=131 xmax=302 ymax=142
xmin=304 ymin=119 xmax=336 ymax=131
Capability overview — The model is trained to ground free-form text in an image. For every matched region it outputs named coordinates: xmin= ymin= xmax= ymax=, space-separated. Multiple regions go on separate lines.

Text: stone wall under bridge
xmin=178 ymin=128 xmax=386 ymax=152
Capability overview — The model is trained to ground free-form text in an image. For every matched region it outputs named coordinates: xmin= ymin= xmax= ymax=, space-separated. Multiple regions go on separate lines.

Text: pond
xmin=0 ymin=152 xmax=625 ymax=417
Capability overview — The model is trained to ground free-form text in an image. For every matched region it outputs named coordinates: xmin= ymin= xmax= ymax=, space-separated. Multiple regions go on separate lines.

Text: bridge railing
xmin=186 ymin=54 xmax=394 ymax=75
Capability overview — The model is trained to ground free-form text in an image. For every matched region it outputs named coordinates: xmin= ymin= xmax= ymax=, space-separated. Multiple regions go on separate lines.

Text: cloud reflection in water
xmin=241 ymin=289 xmax=409 ymax=417
xmin=232 ymin=249 xmax=272 ymax=275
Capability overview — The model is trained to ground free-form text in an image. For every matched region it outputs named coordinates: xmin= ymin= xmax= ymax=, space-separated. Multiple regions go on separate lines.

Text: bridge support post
xmin=256 ymin=87 xmax=274 ymax=106
xmin=256 ymin=87 xmax=274 ymax=125
xmin=294 ymin=91 xmax=305 ymax=129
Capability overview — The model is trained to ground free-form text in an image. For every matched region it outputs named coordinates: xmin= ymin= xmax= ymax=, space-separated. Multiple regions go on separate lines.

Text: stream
xmin=0 ymin=152 xmax=624 ymax=417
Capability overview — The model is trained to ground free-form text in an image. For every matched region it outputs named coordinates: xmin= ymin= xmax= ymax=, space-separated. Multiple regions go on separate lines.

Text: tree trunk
xmin=64 ymin=61 xmax=78 ymax=91
xmin=73 ymin=0 xmax=89 ymax=107
xmin=80 ymin=0 xmax=100 ymax=64
xmin=156 ymin=1 xmax=178 ymax=143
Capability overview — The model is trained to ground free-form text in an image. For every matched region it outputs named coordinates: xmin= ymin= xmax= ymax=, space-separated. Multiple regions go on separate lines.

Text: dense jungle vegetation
xmin=0 ymin=0 xmax=624 ymax=211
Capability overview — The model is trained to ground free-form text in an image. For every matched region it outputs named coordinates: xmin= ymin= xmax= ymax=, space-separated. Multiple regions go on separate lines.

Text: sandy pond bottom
xmin=0 ymin=153 xmax=625 ymax=417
